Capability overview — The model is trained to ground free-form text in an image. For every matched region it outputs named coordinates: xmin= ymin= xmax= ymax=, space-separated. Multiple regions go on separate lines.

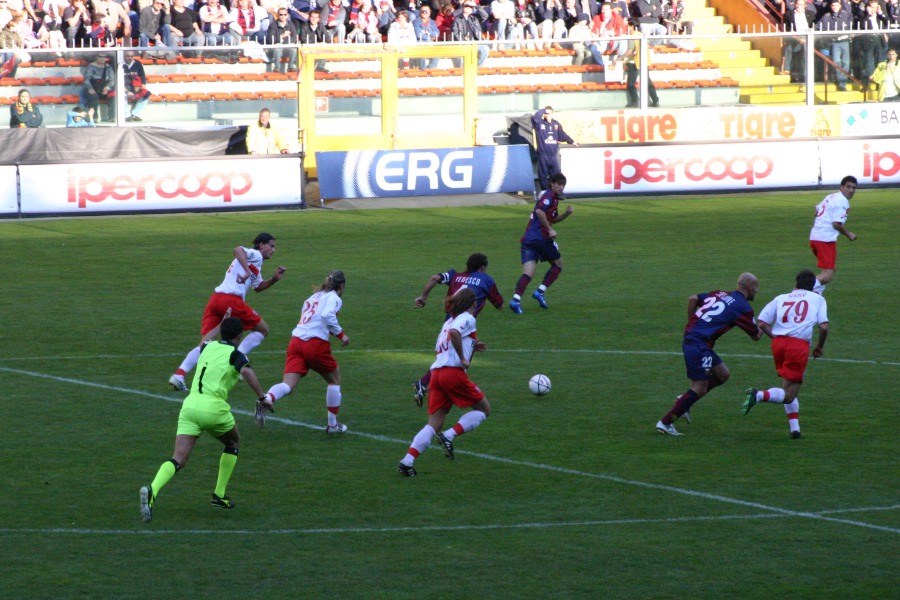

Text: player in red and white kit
xmin=169 ymin=233 xmax=286 ymax=391
xmin=742 ymin=270 xmax=828 ymax=439
xmin=398 ymin=288 xmax=490 ymax=477
xmin=260 ymin=270 xmax=350 ymax=434
xmin=809 ymin=175 xmax=857 ymax=295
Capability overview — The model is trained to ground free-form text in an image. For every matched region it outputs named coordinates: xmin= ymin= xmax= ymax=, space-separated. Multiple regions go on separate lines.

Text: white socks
xmin=403 ymin=425 xmax=436 ymax=466
xmin=444 ymin=410 xmax=487 ymax=441
xmin=266 ymin=382 xmax=292 ymax=402
xmin=237 ymin=331 xmax=266 ymax=355
xmin=326 ymin=384 xmax=341 ymax=427
xmin=177 ymin=346 xmax=202 ymax=375
xmin=758 ymin=388 xmax=786 ymax=403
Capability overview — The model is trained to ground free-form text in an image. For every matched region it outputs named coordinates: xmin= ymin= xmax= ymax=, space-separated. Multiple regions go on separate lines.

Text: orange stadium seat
xmin=0 ymin=96 xmax=13 ymax=105
xmin=61 ymin=94 xmax=80 ymax=103
xmin=57 ymin=58 xmax=81 ymax=67
xmin=44 ymin=76 xmax=68 ymax=86
xmin=216 ymin=73 xmax=241 ymax=82
xmin=65 ymin=75 xmax=85 ymax=84
xmin=160 ymin=93 xmax=187 ymax=102
xmin=281 ymin=90 xmax=298 ymax=99
xmin=264 ymin=72 xmax=290 ymax=81
xmin=231 ymin=91 xmax=258 ymax=100
xmin=192 ymin=73 xmax=216 ymax=83
xmin=209 ymin=92 xmax=231 ymax=100
xmin=19 ymin=77 xmax=44 ymax=86
xmin=185 ymin=92 xmax=209 ymax=101
xmin=240 ymin=73 xmax=265 ymax=82
xmin=35 ymin=96 xmax=63 ymax=104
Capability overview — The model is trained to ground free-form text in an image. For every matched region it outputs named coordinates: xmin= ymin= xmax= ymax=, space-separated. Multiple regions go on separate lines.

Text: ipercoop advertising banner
xmin=315 ymin=145 xmax=534 ymax=200
xmin=0 ymin=166 xmax=18 ymax=215
xmin=818 ymin=138 xmax=900 ymax=186
xmin=18 ymin=157 xmax=303 ymax=214
xmin=562 ymin=141 xmax=821 ymax=194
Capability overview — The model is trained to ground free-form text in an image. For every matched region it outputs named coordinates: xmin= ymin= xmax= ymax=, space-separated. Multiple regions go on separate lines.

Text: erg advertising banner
xmin=18 ymin=157 xmax=303 ymax=214
xmin=561 ymin=141 xmax=821 ymax=194
xmin=315 ymin=145 xmax=533 ymax=200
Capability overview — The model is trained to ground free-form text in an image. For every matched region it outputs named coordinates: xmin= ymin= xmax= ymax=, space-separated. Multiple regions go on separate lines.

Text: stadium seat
xmin=264 ymin=72 xmax=290 ymax=81
xmin=19 ymin=78 xmax=44 ymax=86
xmin=192 ymin=74 xmax=217 ymax=83
xmin=0 ymin=96 xmax=13 ymax=105
xmin=240 ymin=73 xmax=265 ymax=82
xmin=231 ymin=91 xmax=258 ymax=100
xmin=61 ymin=94 xmax=80 ymax=103
xmin=216 ymin=73 xmax=241 ymax=82
xmin=160 ymin=93 xmax=187 ymax=102
xmin=57 ymin=58 xmax=81 ymax=67
xmin=258 ymin=91 xmax=279 ymax=100
xmin=185 ymin=92 xmax=210 ymax=101
xmin=35 ymin=96 xmax=63 ymax=104
xmin=166 ymin=74 xmax=192 ymax=83
xmin=44 ymin=77 xmax=68 ymax=86
xmin=146 ymin=74 xmax=167 ymax=84
xmin=281 ymin=90 xmax=298 ymax=99
xmin=65 ymin=76 xmax=85 ymax=85
xmin=209 ymin=92 xmax=232 ymax=100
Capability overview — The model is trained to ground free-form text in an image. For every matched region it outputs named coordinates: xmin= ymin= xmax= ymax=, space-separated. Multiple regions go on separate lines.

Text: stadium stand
xmin=0 ymin=0 xmax=876 ymax=127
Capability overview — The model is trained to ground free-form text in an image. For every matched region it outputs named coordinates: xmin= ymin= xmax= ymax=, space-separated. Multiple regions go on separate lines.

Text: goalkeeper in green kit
xmin=140 ymin=317 xmax=274 ymax=522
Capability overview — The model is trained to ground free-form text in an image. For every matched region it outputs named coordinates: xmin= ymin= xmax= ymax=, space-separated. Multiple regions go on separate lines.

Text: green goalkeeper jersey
xmin=188 ymin=341 xmax=249 ymax=403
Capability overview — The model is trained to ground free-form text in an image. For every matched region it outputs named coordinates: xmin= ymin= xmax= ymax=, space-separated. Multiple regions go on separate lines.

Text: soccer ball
xmin=528 ymin=374 xmax=551 ymax=396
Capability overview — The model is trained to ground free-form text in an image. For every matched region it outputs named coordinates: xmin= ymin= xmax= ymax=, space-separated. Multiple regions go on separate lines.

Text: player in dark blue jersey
xmin=509 ymin=172 xmax=573 ymax=315
xmin=412 ymin=253 xmax=504 ymax=405
xmin=532 ymin=106 xmax=577 ymax=192
xmin=656 ymin=272 xmax=763 ymax=436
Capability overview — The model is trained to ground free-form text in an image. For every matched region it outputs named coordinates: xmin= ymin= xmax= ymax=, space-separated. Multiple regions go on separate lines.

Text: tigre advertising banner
xmin=563 ymin=104 xmax=900 ymax=145
xmin=561 ymin=141 xmax=821 ymax=194
xmin=0 ymin=166 xmax=18 ymax=215
xmin=316 ymin=145 xmax=534 ymax=200
xmin=18 ymin=157 xmax=303 ymax=214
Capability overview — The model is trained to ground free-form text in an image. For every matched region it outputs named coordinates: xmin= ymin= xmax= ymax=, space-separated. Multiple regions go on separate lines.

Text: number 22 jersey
xmin=683 ymin=290 xmax=759 ymax=347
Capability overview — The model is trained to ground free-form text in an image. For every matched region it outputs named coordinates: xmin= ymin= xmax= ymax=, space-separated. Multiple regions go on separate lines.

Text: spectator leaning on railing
xmin=815 ymin=0 xmax=853 ymax=91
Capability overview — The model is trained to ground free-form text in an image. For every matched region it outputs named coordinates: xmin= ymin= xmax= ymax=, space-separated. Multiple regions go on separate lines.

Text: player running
xmin=656 ymin=272 xmax=763 ymax=436
xmin=509 ymin=172 xmax=573 ymax=315
xmin=169 ymin=233 xmax=286 ymax=391
xmin=411 ymin=252 xmax=503 ymax=406
xmin=398 ymin=289 xmax=491 ymax=477
xmin=742 ymin=269 xmax=829 ymax=439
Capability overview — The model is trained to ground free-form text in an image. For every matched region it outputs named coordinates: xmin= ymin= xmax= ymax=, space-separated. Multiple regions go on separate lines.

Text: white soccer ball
xmin=529 ymin=374 xmax=551 ymax=396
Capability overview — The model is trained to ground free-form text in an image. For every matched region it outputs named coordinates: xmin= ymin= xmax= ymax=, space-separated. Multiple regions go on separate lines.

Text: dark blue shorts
xmin=682 ymin=339 xmax=722 ymax=381
xmin=520 ymin=239 xmax=561 ymax=264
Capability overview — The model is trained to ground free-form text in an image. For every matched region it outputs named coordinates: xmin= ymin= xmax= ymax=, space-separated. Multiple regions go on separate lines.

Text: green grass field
xmin=1 ymin=190 xmax=897 ymax=599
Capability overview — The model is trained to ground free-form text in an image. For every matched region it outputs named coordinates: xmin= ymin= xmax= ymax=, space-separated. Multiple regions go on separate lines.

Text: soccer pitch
xmin=1 ymin=190 xmax=897 ymax=598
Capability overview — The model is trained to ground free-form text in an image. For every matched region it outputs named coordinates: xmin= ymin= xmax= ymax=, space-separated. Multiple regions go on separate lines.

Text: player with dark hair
xmin=169 ymin=233 xmax=286 ymax=391
xmin=742 ymin=269 xmax=829 ymax=439
xmin=411 ymin=252 xmax=504 ymax=405
xmin=509 ymin=172 xmax=573 ymax=315
xmin=140 ymin=317 xmax=273 ymax=522
xmin=261 ymin=270 xmax=351 ymax=434
xmin=398 ymin=288 xmax=491 ymax=477
xmin=809 ymin=175 xmax=858 ymax=295
xmin=656 ymin=272 xmax=763 ymax=436
xmin=531 ymin=106 xmax=577 ymax=192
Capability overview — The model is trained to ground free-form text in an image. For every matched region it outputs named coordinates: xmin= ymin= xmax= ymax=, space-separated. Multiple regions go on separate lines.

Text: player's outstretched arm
xmin=254 ymin=266 xmax=286 ymax=293
xmin=813 ymin=322 xmax=829 ymax=358
xmin=414 ymin=273 xmax=443 ymax=308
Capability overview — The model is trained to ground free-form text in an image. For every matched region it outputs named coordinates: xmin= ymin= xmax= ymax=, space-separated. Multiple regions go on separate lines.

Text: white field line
xmin=2 ymin=366 xmax=898 ymax=536
xmin=3 ymin=348 xmax=899 ymax=367
xmin=2 ymin=507 xmax=898 ymax=537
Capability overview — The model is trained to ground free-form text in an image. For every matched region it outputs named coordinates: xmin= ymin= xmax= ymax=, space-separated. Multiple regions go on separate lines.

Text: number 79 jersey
xmin=757 ymin=289 xmax=828 ymax=342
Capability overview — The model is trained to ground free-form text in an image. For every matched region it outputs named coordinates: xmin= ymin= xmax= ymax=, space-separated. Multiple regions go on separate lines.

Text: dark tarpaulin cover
xmin=506 ymin=113 xmax=536 ymax=151
xmin=0 ymin=126 xmax=248 ymax=164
